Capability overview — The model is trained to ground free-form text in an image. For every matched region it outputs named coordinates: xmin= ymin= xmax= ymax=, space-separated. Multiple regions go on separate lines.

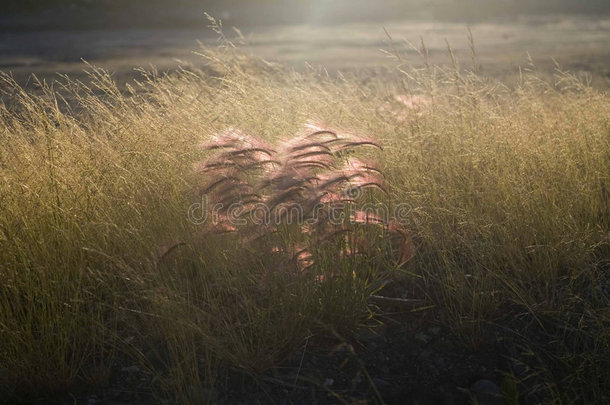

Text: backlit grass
xmin=0 ymin=35 xmax=608 ymax=404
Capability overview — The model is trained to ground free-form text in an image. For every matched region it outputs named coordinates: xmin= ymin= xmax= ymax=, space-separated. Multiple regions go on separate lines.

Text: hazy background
xmin=2 ymin=0 xmax=610 ymax=88
xmin=4 ymin=0 xmax=610 ymax=28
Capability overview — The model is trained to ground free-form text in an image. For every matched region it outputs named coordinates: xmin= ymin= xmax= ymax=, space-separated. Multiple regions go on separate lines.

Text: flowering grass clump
xmin=197 ymin=123 xmax=415 ymax=279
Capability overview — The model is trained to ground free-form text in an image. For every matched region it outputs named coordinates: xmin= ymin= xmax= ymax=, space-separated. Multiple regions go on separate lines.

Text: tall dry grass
xmin=0 ymin=31 xmax=608 ymax=404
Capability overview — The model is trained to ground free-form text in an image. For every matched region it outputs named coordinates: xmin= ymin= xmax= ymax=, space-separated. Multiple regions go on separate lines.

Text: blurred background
xmin=2 ymin=0 xmax=610 ymax=87
xmin=4 ymin=0 xmax=610 ymax=27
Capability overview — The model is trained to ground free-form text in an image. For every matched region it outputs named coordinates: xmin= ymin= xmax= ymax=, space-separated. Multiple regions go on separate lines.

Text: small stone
xmin=121 ymin=365 xmax=140 ymax=373
xmin=420 ymin=349 xmax=433 ymax=359
xmin=372 ymin=377 xmax=391 ymax=390
xmin=472 ymin=379 xmax=500 ymax=394
xmin=414 ymin=332 xmax=430 ymax=344
xmin=324 ymin=378 xmax=334 ymax=387
xmin=428 ymin=326 xmax=441 ymax=335
xmin=471 ymin=379 xmax=501 ymax=404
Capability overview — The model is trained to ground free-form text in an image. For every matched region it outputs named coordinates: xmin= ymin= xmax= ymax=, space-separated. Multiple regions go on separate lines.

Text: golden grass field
xmin=0 ymin=18 xmax=609 ymax=404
